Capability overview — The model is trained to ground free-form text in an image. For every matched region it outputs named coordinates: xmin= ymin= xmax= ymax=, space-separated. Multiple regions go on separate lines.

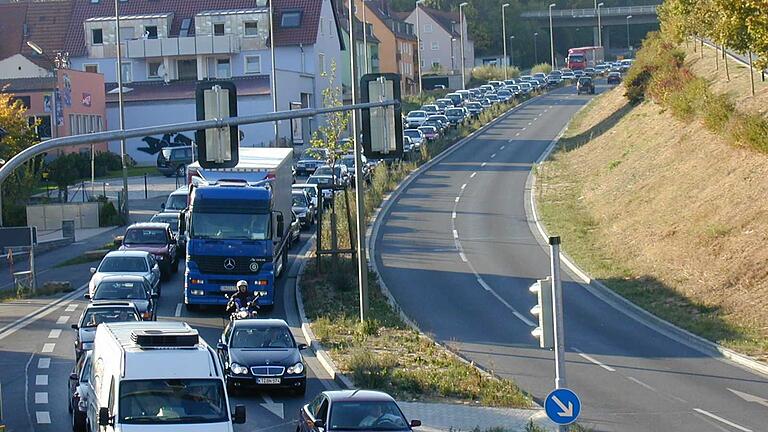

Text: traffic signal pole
xmin=549 ymin=236 xmax=568 ymax=431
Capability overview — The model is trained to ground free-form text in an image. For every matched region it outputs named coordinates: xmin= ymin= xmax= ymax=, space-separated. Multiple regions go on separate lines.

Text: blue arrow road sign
xmin=545 ymin=388 xmax=581 ymax=425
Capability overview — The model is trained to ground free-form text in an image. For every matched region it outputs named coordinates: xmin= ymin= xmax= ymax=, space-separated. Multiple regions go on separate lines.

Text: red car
xmin=119 ymin=222 xmax=180 ymax=280
xmin=417 ymin=125 xmax=440 ymax=141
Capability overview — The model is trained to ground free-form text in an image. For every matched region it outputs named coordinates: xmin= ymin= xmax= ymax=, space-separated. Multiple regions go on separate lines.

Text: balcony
xmin=125 ymin=35 xmax=240 ymax=59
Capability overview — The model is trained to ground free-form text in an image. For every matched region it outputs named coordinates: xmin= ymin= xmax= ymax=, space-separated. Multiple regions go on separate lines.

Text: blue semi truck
xmin=181 ymin=148 xmax=293 ymax=310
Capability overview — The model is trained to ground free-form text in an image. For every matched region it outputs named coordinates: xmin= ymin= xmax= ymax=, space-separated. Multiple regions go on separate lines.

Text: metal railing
xmin=522 ymin=5 xmax=659 ymax=18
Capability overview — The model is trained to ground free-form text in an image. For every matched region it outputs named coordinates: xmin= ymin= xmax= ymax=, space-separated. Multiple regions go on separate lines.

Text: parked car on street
xmin=156 ymin=145 xmax=193 ymax=177
xmin=218 ymin=318 xmax=308 ymax=395
xmin=577 ymin=77 xmax=596 ymax=94
xmin=85 ymin=274 xmax=157 ymax=321
xmin=298 ymin=390 xmax=421 ymax=432
xmin=88 ymin=250 xmax=161 ymax=297
xmin=72 ymin=301 xmax=141 ymax=359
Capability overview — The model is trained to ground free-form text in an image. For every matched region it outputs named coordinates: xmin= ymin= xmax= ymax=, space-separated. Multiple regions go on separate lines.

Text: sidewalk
xmin=399 ymin=402 xmax=556 ymax=432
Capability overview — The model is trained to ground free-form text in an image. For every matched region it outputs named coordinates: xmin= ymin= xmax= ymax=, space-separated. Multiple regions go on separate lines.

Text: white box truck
xmin=86 ymin=321 xmax=245 ymax=431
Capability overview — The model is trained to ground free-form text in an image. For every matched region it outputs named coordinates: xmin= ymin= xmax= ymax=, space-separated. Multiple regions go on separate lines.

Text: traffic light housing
xmin=530 ymin=277 xmax=554 ymax=349
xmin=360 ymin=73 xmax=403 ymax=160
xmin=195 ymin=80 xmax=239 ymax=169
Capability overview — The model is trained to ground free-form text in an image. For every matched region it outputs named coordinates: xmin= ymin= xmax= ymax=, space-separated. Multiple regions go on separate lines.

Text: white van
xmin=87 ymin=321 xmax=245 ymax=431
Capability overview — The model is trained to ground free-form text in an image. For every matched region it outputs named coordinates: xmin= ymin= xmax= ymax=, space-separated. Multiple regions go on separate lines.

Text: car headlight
xmin=230 ymin=363 xmax=249 ymax=375
xmin=287 ymin=362 xmax=304 ymax=375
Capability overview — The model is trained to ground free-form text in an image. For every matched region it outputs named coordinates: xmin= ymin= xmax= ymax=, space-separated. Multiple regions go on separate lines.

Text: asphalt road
xmin=0 ymin=208 xmax=335 ymax=431
xmin=373 ymin=84 xmax=768 ymax=432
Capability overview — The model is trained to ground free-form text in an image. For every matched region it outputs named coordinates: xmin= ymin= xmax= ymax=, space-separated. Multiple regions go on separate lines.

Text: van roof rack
xmin=131 ymin=328 xmax=199 ymax=348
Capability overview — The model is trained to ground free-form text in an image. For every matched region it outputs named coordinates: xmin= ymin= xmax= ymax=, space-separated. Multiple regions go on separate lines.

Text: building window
xmin=244 ymin=21 xmax=259 ymax=36
xmin=84 ymin=64 xmax=99 ymax=73
xmin=216 ymin=58 xmax=231 ymax=78
xmin=432 ymin=61 xmax=441 ymax=69
xmin=29 ymin=115 xmax=51 ymax=139
xmin=145 ymin=25 xmax=158 ymax=39
xmin=214 ymin=23 xmax=225 ymax=35
xmin=318 ymin=53 xmax=326 ymax=74
xmin=178 ymin=59 xmax=197 ymax=80
xmin=69 ymin=114 xmax=78 ymax=135
xmin=180 ymin=18 xmax=192 ymax=37
xmin=424 ymin=23 xmax=433 ymax=33
xmin=244 ymin=55 xmax=261 ymax=74
xmin=319 ymin=17 xmax=324 ymax=35
xmin=280 ymin=10 xmax=302 ymax=28
xmin=148 ymin=61 xmax=162 ymax=78
xmin=431 ymin=41 xmax=439 ymax=50
xmin=92 ymin=28 xmax=103 ymax=44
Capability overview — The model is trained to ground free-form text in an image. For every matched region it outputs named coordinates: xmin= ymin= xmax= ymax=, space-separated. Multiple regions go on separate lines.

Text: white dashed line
xmin=37 ymin=358 xmax=50 ymax=369
xmin=527 ymin=122 xmax=532 ymax=126
xmin=461 ymin=183 xmax=467 ymax=190
xmin=458 ymin=252 xmax=468 ymax=262
xmin=470 ymin=172 xmax=477 ymax=178
xmin=452 ymin=230 xmax=459 ymax=239
xmin=41 ymin=343 xmax=55 ymax=353
xmin=508 ymin=138 xmax=514 ymax=142
xmin=515 ymin=132 xmax=521 ymax=136
xmin=48 ymin=329 xmax=61 ymax=339
xmin=521 ymin=127 xmax=526 ymax=131
xmin=56 ymin=315 xmax=70 ymax=325
xmin=454 ymin=197 xmax=460 ymax=203
xmin=477 ymin=278 xmax=492 ymax=291
xmin=36 ymin=411 xmax=51 ymax=424
xmin=627 ymin=376 xmax=656 ymax=392
xmin=490 ymin=153 xmax=496 ymax=159
xmin=175 ymin=303 xmax=183 ymax=317
xmin=500 ymin=145 xmax=505 ymax=150
xmin=35 ymin=392 xmax=48 ymax=404
xmin=452 ymin=211 xmax=457 ymax=219
xmin=573 ymin=348 xmax=616 ymax=372
xmin=693 ymin=409 xmax=753 ymax=432
xmin=481 ymin=162 xmax=487 ymax=167
xmin=35 ymin=375 xmax=48 ymax=385
xmin=65 ymin=304 xmax=77 ymax=312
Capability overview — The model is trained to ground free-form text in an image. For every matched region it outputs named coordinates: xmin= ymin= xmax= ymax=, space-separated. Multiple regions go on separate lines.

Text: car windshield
xmin=293 ymin=193 xmax=308 ymax=207
xmin=329 ymin=401 xmax=409 ymax=431
xmin=93 ymin=281 xmax=148 ymax=300
xmin=446 ymin=109 xmax=463 ymax=116
xmin=579 ymin=78 xmax=592 ymax=84
xmin=119 ymin=379 xmax=228 ymax=424
xmin=404 ymin=130 xmax=421 ymax=139
xmin=570 ymin=54 xmax=585 ymax=62
xmin=150 ymin=215 xmax=179 ymax=229
xmin=315 ymin=166 xmax=343 ymax=177
xmin=81 ymin=307 xmax=139 ymax=327
xmin=308 ymin=177 xmax=333 ymax=185
xmin=408 ymin=111 xmax=426 ymax=118
xmin=190 ymin=212 xmax=269 ymax=240
xmin=98 ymin=257 xmax=148 ymax=273
xmin=124 ymin=229 xmax=167 ymax=245
xmin=231 ymin=326 xmax=294 ymax=349
xmin=164 ymin=194 xmax=187 ymax=211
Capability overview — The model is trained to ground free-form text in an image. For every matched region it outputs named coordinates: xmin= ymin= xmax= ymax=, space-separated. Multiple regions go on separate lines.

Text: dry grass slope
xmin=539 ymin=81 xmax=768 ymax=360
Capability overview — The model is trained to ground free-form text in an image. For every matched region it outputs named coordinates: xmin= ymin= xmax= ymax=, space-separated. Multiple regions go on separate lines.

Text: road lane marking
xmin=35 ymin=411 xmax=51 ymax=424
xmin=41 ymin=343 xmax=55 ymax=353
xmin=470 ymin=172 xmax=477 ymax=178
xmin=48 ymin=329 xmax=61 ymax=339
xmin=500 ymin=145 xmax=505 ymax=150
xmin=35 ymin=375 xmax=48 ymax=386
xmin=452 ymin=230 xmax=459 ymax=239
xmin=573 ymin=348 xmax=616 ymax=372
xmin=461 ymin=183 xmax=467 ymax=190
xmin=490 ymin=153 xmax=496 ymax=159
xmin=454 ymin=197 xmax=460 ymax=203
xmin=508 ymin=138 xmax=514 ymax=142
xmin=693 ymin=409 xmax=753 ymax=432
xmin=481 ymin=162 xmax=487 ymax=167
xmin=627 ymin=376 xmax=656 ymax=392
xmin=452 ymin=211 xmax=457 ymax=219
xmin=37 ymin=358 xmax=50 ymax=369
xmin=728 ymin=388 xmax=768 ymax=408
xmin=34 ymin=392 xmax=48 ymax=404
xmin=175 ymin=303 xmax=182 ymax=317
xmin=515 ymin=132 xmax=521 ymax=136
xmin=56 ymin=315 xmax=70 ymax=325
xmin=527 ymin=122 xmax=532 ymax=125
xmin=477 ymin=278 xmax=492 ymax=291
xmin=521 ymin=127 xmax=526 ymax=131
xmin=65 ymin=304 xmax=77 ymax=312
xmin=0 ymin=285 xmax=85 ymax=341
xmin=459 ymin=252 xmax=468 ymax=262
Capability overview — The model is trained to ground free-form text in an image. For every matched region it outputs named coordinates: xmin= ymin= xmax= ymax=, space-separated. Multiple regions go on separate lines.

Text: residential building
xmin=61 ymin=0 xmax=344 ymax=165
xmin=338 ymin=13 xmax=380 ymax=101
xmin=348 ymin=0 xmax=417 ymax=95
xmin=403 ymin=5 xmax=474 ymax=79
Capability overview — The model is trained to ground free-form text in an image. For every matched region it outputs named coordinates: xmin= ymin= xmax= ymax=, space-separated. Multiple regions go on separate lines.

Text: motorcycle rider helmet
xmin=236 ymin=280 xmax=248 ymax=292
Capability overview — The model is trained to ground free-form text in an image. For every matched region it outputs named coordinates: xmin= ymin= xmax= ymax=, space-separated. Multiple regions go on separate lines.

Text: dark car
xmin=120 ymin=222 xmax=179 ymax=279
xmin=288 ymin=210 xmax=302 ymax=248
xmin=156 ymin=145 xmax=193 ymax=177
xmin=464 ymin=101 xmax=483 ymax=117
xmin=298 ymin=390 xmax=421 ymax=432
xmin=607 ymin=71 xmax=622 ymax=85
xmin=85 ymin=275 xmax=157 ymax=320
xmin=292 ymin=190 xmax=315 ymax=228
xmin=217 ymin=318 xmax=308 ymax=395
xmin=296 ymin=148 xmax=330 ymax=177
xmin=339 ymin=154 xmax=370 ymax=186
xmin=149 ymin=212 xmax=185 ymax=256
xmin=71 ymin=301 xmax=140 ymax=359
xmin=444 ymin=107 xmax=466 ymax=126
xmin=68 ymin=351 xmax=92 ymax=431
xmin=577 ymin=77 xmax=596 ymax=95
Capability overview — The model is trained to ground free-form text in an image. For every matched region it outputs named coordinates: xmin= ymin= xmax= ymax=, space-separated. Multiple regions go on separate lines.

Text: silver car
xmin=89 ymin=250 xmax=161 ymax=297
xmin=72 ymin=301 xmax=140 ymax=359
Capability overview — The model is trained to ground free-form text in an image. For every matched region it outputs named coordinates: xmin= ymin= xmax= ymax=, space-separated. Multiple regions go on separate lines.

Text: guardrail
xmin=522 ymin=5 xmax=659 ymax=18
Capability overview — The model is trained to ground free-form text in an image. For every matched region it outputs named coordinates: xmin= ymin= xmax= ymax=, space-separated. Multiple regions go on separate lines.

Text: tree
xmin=46 ymin=153 xmax=81 ymax=202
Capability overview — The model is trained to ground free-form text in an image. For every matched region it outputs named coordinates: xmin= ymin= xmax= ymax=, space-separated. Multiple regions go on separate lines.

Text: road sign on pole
xmin=545 ymin=388 xmax=581 ymax=425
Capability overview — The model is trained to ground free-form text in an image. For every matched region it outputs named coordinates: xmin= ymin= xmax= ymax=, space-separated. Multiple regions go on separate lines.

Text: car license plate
xmin=220 ymin=285 xmax=237 ymax=292
xmin=257 ymin=378 xmax=281 ymax=384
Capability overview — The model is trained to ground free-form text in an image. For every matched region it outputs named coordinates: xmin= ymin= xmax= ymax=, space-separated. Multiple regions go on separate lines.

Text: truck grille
xmin=250 ymin=366 xmax=285 ymax=376
xmin=189 ymin=255 xmax=266 ymax=274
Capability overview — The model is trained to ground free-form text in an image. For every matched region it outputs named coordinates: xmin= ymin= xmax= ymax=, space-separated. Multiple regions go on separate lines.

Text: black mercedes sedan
xmin=217 ymin=318 xmax=307 ymax=395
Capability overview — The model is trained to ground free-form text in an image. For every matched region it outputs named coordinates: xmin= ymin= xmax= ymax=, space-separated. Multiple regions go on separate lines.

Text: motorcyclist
xmin=226 ymin=280 xmax=252 ymax=314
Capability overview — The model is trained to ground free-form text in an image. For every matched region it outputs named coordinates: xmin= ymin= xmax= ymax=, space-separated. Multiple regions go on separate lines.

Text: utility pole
xmin=597 ymin=2 xmax=604 ymax=47
xmin=114 ymin=0 xmax=130 ymax=222
xmin=549 ymin=4 xmax=556 ymax=69
xmin=549 ymin=236 xmax=567 ymax=392
xmin=459 ymin=2 xmax=468 ymax=90
xmin=509 ymin=36 xmax=515 ymax=68
xmin=534 ymin=32 xmax=539 ymax=64
xmin=362 ymin=0 xmax=369 ymax=75
xmin=416 ymin=0 xmax=425 ymax=94
xmin=626 ymin=15 xmax=633 ymax=54
xmin=269 ymin=0 xmax=279 ymax=146
xmin=502 ymin=3 xmax=510 ymax=79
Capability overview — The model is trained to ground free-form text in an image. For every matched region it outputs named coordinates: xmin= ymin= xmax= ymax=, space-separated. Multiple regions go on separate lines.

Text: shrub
xmin=471 ymin=65 xmax=520 ymax=82
xmin=731 ymin=113 xmax=768 ymax=153
xmin=347 ymin=348 xmax=397 ymax=389
xmin=701 ymin=93 xmax=734 ymax=133
xmin=94 ymin=151 xmax=123 ymax=172
xmin=667 ymin=76 xmax=708 ymax=121
xmin=98 ymin=199 xmax=123 ymax=226
xmin=531 ymin=63 xmax=552 ymax=75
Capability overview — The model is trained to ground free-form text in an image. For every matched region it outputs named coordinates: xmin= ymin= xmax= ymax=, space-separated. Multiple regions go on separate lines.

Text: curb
xmin=525 ymin=96 xmax=768 ymax=378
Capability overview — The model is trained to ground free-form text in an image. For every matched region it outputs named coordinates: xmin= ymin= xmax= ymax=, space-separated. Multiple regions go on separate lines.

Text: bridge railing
xmin=521 ymin=5 xmax=658 ymax=18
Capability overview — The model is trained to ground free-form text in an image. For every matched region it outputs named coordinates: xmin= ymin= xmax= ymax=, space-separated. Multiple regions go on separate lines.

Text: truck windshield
xmin=119 ymin=379 xmax=228 ymax=424
xmin=190 ymin=212 xmax=270 ymax=240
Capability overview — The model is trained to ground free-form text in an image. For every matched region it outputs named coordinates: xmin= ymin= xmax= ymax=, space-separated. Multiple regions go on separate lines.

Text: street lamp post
xmin=269 ymin=0 xmax=279 ymax=146
xmin=415 ymin=0 xmax=425 ymax=95
xmin=459 ymin=2 xmax=468 ymax=90
xmin=549 ymin=3 xmax=556 ymax=69
xmin=509 ymin=35 xmax=515 ymax=68
xmin=114 ymin=0 xmax=130 ymax=222
xmin=626 ymin=15 xmax=633 ymax=53
xmin=502 ymin=3 xmax=510 ymax=80
xmin=534 ymin=32 xmax=539 ymax=64
xmin=362 ymin=0 xmax=369 ymax=74
xmin=597 ymin=2 xmax=604 ymax=47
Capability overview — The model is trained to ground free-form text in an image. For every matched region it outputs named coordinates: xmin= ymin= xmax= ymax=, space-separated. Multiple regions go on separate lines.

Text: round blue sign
xmin=544 ymin=388 xmax=581 ymax=425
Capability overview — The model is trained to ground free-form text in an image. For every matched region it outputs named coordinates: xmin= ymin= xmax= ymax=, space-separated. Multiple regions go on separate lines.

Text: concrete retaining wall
xmin=26 ymin=202 xmax=100 ymax=230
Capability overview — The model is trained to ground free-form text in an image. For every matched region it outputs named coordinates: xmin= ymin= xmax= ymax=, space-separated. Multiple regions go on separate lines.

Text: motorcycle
xmin=226 ymin=292 xmax=261 ymax=321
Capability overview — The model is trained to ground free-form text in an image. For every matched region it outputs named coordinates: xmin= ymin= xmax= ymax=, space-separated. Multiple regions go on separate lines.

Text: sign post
xmin=0 ymin=227 xmax=37 ymax=293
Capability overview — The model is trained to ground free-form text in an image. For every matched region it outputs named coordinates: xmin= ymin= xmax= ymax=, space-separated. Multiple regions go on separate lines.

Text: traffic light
xmin=195 ymin=80 xmax=239 ymax=169
xmin=530 ymin=277 xmax=554 ymax=349
xmin=360 ymin=73 xmax=403 ymax=160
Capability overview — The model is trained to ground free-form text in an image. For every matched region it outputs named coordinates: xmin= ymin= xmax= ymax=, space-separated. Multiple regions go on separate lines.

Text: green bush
xmin=701 ymin=93 xmax=734 ymax=133
xmin=667 ymin=77 xmax=708 ymax=121
xmin=98 ymin=199 xmax=123 ymax=226
xmin=731 ymin=113 xmax=768 ymax=153
xmin=471 ymin=65 xmax=520 ymax=82
xmin=347 ymin=349 xmax=397 ymax=389
xmin=531 ymin=63 xmax=552 ymax=75
xmin=94 ymin=151 xmax=123 ymax=172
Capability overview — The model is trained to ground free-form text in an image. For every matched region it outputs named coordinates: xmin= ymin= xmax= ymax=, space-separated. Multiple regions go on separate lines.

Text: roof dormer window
xmin=280 ymin=10 xmax=302 ymax=28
